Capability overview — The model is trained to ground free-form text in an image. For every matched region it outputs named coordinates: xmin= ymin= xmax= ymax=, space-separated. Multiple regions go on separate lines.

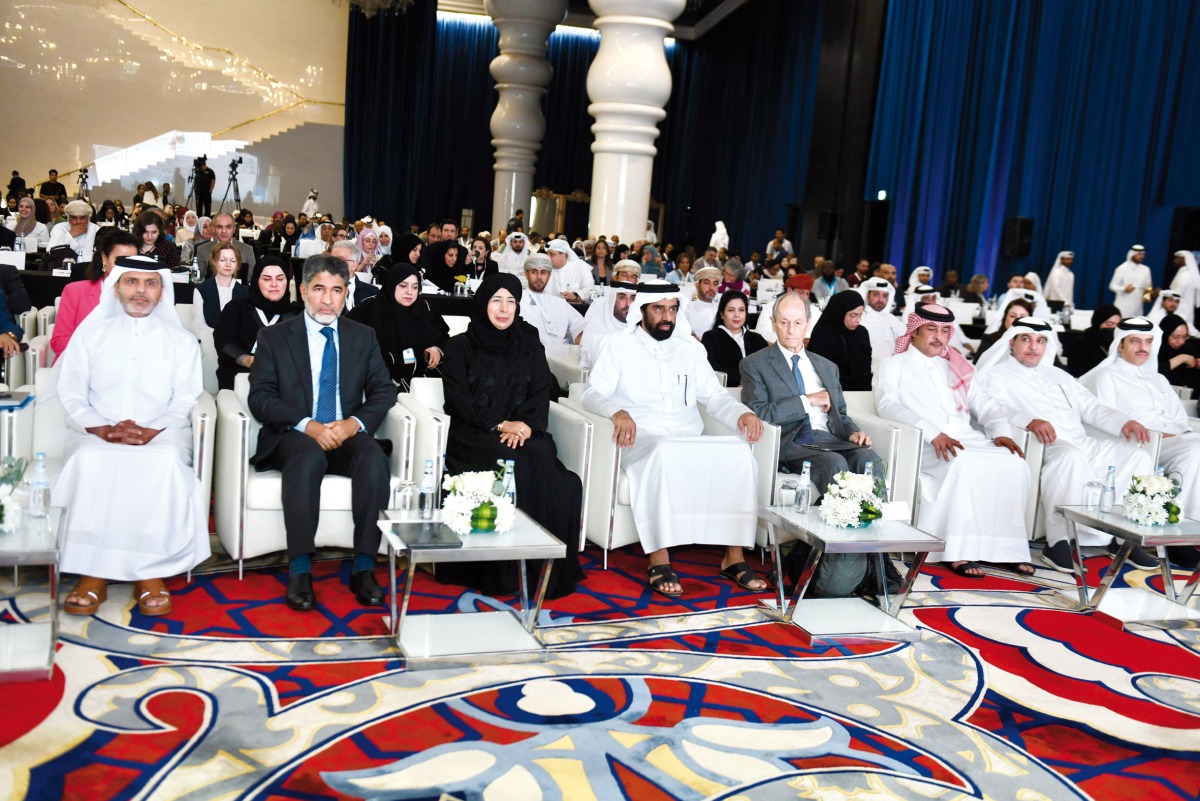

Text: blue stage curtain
xmin=344 ymin=4 xmax=437 ymax=227
xmin=535 ymin=30 xmax=601 ymax=199
xmin=865 ymin=0 xmax=1200 ymax=306
xmin=653 ymin=0 xmax=823 ymax=253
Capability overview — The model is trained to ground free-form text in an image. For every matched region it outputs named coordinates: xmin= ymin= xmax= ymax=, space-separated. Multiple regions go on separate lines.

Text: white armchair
xmin=398 ymin=377 xmax=595 ymax=550
xmin=2 ymin=365 xmax=215 ymax=516
xmin=214 ymin=374 xmax=415 ymax=576
xmin=37 ymin=305 xmax=56 ymax=340
xmin=843 ymin=390 xmax=924 ymax=522
xmin=546 ymin=346 xmax=588 ymax=391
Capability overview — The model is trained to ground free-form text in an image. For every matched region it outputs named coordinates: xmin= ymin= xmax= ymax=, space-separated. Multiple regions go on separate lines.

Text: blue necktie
xmin=315 ymin=327 xmax=338 ymax=423
xmin=791 ymin=353 xmax=815 ymax=445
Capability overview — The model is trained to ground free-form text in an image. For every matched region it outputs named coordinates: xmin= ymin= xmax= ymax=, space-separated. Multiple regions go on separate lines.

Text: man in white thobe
xmin=858 ymin=277 xmax=905 ymax=369
xmin=1146 ymin=290 xmax=1197 ymax=334
xmin=494 ymin=231 xmax=530 ymax=277
xmin=48 ymin=199 xmax=100 ymax=261
xmin=55 ymin=255 xmax=208 ymax=617
xmin=579 ymin=280 xmax=636 ymax=370
xmin=297 ymin=220 xmax=333 ymax=259
xmin=1109 ymin=244 xmax=1152 ymax=318
xmin=909 ymin=283 xmax=975 ymax=357
xmin=1082 ymin=317 xmax=1200 ymax=569
xmin=685 ymin=265 xmax=721 ymax=338
xmin=874 ymin=304 xmax=1033 ymax=576
xmin=1165 ymin=250 xmax=1200 ymax=332
xmin=518 ymin=253 xmax=585 ymax=358
xmin=545 ymin=239 xmax=595 ymax=302
xmin=975 ymin=317 xmax=1157 ymax=572
xmin=582 ymin=282 xmax=767 ymax=597
xmin=1042 ymin=251 xmax=1076 ymax=305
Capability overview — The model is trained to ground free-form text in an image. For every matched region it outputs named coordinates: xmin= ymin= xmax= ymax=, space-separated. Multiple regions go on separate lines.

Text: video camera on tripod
xmin=228 ymin=156 xmax=243 ymax=176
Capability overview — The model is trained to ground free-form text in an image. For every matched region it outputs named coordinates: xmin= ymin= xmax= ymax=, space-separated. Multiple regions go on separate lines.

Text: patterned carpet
xmin=2 ymin=543 xmax=1199 ymax=800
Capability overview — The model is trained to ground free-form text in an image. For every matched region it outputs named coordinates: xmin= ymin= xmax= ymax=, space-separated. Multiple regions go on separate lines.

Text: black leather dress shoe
xmin=350 ymin=570 xmax=385 ymax=606
xmin=286 ymin=572 xmax=315 ymax=611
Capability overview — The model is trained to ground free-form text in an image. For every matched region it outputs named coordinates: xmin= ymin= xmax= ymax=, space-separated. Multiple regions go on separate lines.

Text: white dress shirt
xmin=776 ymin=344 xmax=829 ymax=432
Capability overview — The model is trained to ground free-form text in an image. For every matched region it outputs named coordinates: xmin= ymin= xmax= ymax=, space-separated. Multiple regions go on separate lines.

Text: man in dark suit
xmin=741 ymin=292 xmax=880 ymax=492
xmin=741 ymin=291 xmax=890 ymax=598
xmin=248 ymin=253 xmax=394 ymax=611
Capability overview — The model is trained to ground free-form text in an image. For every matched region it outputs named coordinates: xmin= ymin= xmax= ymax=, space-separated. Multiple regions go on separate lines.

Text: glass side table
xmin=0 ymin=507 xmax=63 ymax=683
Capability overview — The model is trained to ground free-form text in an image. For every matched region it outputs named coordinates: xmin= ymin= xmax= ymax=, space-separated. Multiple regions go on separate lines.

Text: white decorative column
xmin=586 ymin=0 xmax=685 ymax=243
xmin=485 ymin=0 xmax=567 ymax=231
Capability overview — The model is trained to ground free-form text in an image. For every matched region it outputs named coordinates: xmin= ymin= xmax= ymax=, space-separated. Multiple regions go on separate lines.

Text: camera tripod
xmin=217 ymin=162 xmax=242 ymax=215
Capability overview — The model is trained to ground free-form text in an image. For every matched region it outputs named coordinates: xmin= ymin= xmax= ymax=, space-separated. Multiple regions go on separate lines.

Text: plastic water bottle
xmin=1155 ymin=465 xmax=1166 ymax=477
xmin=796 ymin=463 xmax=812 ymax=514
xmin=418 ymin=459 xmax=437 ymax=520
xmin=29 ymin=452 xmax=49 ymax=518
xmin=12 ymin=237 xmax=22 ymax=253
xmin=1099 ymin=465 xmax=1117 ymax=513
xmin=191 ymin=254 xmax=201 ymax=283
xmin=502 ymin=459 xmax=516 ymax=506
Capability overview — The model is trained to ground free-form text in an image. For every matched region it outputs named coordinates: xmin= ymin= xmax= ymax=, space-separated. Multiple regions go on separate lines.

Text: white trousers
xmin=1041 ymin=437 xmax=1153 ymax=546
xmin=623 ymin=434 xmax=757 ymax=553
xmin=918 ymin=436 xmax=1032 ymax=563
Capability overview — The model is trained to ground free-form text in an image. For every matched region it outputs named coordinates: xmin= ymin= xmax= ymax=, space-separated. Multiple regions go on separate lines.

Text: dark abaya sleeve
xmin=508 ymin=341 xmax=552 ymax=432
xmin=440 ymin=336 xmax=493 ymax=432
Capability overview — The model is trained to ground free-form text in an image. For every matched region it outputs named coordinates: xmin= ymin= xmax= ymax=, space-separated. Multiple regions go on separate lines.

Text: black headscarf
xmin=248 ymin=256 xmax=295 ymax=317
xmin=421 ymin=239 xmax=469 ymax=293
xmin=347 ymin=262 xmax=450 ymax=385
xmin=1087 ymin=303 xmax=1122 ymax=349
xmin=807 ymin=289 xmax=873 ymax=390
xmin=393 ymin=232 xmax=423 ymax=266
xmin=468 ymin=273 xmax=524 ymax=353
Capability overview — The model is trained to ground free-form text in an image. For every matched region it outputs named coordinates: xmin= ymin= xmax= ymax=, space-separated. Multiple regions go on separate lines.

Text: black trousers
xmin=195 ymin=196 xmax=212 ymax=218
xmin=781 ymin=430 xmax=880 ymax=499
xmin=266 ymin=431 xmax=390 ymax=560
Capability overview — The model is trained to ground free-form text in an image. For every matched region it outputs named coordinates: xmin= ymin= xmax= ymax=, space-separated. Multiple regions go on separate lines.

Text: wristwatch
xmin=496 ymin=421 xmax=506 ymax=433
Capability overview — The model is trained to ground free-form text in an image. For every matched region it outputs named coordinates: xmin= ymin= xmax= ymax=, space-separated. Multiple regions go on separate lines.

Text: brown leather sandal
xmin=65 ymin=577 xmax=108 ymax=616
xmin=134 ymin=579 xmax=173 ymax=617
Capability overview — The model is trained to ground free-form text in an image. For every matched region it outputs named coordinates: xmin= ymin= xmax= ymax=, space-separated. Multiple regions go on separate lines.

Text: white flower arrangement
xmin=0 ymin=483 xmax=21 ymax=535
xmin=440 ymin=469 xmax=516 ymax=536
xmin=818 ymin=470 xmax=884 ymax=528
xmin=1123 ymin=474 xmax=1182 ymax=526
xmin=0 ymin=457 xmax=25 ymax=534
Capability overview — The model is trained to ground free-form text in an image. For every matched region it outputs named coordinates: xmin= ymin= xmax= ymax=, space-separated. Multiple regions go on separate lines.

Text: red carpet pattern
xmin=1 ymin=545 xmax=1199 ymax=800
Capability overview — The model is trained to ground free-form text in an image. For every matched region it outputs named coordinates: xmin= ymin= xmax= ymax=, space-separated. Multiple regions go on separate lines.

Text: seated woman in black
xmin=700 ymin=290 xmax=768 ymax=387
xmin=373 ymin=231 xmax=424 ymax=283
xmin=1158 ymin=313 xmax=1200 ymax=393
xmin=347 ymin=263 xmax=450 ymax=390
xmin=806 ymin=289 xmax=873 ymax=391
xmin=437 ymin=273 xmax=584 ymax=600
xmin=1063 ymin=304 xmax=1120 ymax=378
xmin=213 ymin=256 xmax=298 ymax=390
xmin=420 ymin=239 xmax=469 ymax=293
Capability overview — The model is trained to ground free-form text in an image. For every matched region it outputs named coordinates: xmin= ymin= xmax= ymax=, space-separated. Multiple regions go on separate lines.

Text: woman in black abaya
xmin=806 ymin=289 xmax=874 ymax=391
xmin=347 ymin=263 xmax=449 ymax=389
xmin=436 ymin=273 xmax=584 ymax=599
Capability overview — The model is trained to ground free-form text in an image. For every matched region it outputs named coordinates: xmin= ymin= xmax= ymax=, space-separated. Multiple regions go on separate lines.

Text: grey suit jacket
xmin=739 ymin=346 xmax=861 ymax=443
